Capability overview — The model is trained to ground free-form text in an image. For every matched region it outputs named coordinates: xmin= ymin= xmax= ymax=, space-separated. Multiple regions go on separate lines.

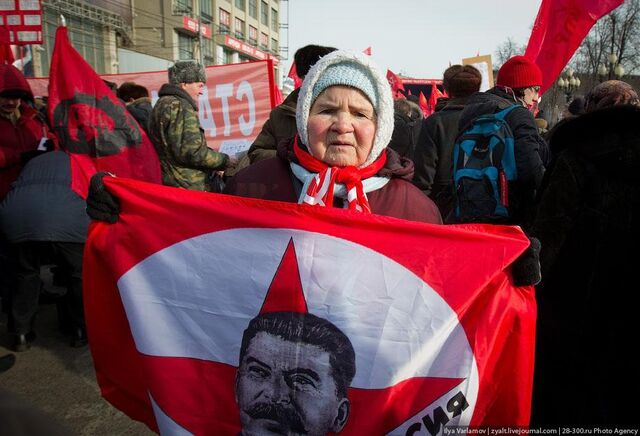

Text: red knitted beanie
xmin=496 ymin=56 xmax=542 ymax=89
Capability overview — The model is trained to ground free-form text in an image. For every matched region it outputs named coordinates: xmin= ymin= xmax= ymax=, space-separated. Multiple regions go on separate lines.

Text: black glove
xmin=86 ymin=172 xmax=120 ymax=223
xmin=20 ymin=150 xmax=46 ymax=164
xmin=511 ymin=237 xmax=542 ymax=287
xmin=41 ymin=138 xmax=55 ymax=151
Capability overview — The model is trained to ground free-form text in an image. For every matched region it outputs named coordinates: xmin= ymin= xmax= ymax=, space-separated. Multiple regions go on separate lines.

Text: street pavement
xmin=0 ymin=269 xmax=154 ymax=435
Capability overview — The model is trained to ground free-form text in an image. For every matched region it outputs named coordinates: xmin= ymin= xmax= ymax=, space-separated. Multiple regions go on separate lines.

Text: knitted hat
xmin=168 ymin=60 xmax=206 ymax=85
xmin=496 ymin=56 xmax=542 ymax=89
xmin=443 ymin=64 xmax=482 ymax=97
xmin=585 ymin=80 xmax=639 ymax=112
xmin=296 ymin=50 xmax=394 ymax=167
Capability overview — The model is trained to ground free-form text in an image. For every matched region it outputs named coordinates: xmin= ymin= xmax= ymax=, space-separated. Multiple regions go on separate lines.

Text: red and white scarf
xmin=293 ymin=137 xmax=387 ymax=213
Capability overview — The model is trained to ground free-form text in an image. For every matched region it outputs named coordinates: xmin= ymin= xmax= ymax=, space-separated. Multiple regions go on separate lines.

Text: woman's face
xmin=522 ymin=86 xmax=540 ymax=107
xmin=307 ymin=85 xmax=377 ymax=167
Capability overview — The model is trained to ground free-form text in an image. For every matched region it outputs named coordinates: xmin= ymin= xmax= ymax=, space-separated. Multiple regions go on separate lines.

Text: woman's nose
xmin=331 ymin=112 xmax=354 ymax=133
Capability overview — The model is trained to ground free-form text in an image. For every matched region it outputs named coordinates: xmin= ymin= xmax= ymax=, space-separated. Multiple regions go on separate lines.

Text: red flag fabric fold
xmin=525 ymin=0 xmax=624 ymax=94
xmin=47 ymin=26 xmax=161 ymax=198
xmin=287 ymin=62 xmax=303 ymax=89
xmin=0 ymin=27 xmax=14 ymax=65
xmin=362 ymin=46 xmax=372 ymax=56
xmin=386 ymin=69 xmax=404 ymax=98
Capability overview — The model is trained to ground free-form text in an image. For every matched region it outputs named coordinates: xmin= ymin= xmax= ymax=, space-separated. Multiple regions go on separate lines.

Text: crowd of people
xmin=1 ymin=43 xmax=639 ymax=428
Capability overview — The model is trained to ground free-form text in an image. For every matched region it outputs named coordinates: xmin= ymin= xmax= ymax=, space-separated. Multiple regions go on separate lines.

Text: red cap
xmin=496 ymin=56 xmax=542 ymax=89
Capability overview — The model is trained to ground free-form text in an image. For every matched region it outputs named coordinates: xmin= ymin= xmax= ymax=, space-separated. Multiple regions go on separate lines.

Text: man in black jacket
xmin=412 ymin=64 xmax=482 ymax=219
xmin=456 ymin=56 xmax=546 ymax=226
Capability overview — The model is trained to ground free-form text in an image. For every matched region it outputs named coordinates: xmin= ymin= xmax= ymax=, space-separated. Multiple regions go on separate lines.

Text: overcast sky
xmin=283 ymin=0 xmax=543 ymax=80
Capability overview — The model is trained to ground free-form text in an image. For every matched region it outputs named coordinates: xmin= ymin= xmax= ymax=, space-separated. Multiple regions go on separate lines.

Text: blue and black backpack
xmin=450 ymin=105 xmax=519 ymax=223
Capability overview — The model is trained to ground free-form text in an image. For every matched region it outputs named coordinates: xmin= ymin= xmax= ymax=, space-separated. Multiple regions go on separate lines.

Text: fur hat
xmin=296 ymin=50 xmax=394 ymax=167
xmin=585 ymin=80 xmax=639 ymax=112
xmin=496 ymin=56 xmax=542 ymax=90
xmin=168 ymin=60 xmax=206 ymax=85
xmin=443 ymin=64 xmax=482 ymax=98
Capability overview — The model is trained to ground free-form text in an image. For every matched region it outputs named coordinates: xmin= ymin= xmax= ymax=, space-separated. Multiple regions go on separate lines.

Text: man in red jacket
xmin=0 ymin=64 xmax=56 ymax=201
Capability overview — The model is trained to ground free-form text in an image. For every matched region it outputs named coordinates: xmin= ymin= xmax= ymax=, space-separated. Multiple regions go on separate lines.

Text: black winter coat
xmin=530 ymin=104 xmax=640 ymax=427
xmin=0 ymin=151 xmax=89 ymax=243
xmin=412 ymin=96 xmax=470 ymax=219
xmin=459 ymin=88 xmax=546 ymax=226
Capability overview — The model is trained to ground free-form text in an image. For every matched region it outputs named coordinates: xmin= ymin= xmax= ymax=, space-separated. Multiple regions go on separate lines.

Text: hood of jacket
xmin=276 ymin=137 xmax=415 ymax=181
xmin=158 ymin=83 xmax=198 ymax=111
xmin=0 ymin=64 xmax=34 ymax=100
xmin=458 ymin=87 xmax=522 ymax=130
xmin=549 ymin=104 xmax=640 ymax=175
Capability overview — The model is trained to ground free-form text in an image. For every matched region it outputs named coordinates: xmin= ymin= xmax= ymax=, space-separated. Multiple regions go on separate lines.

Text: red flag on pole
xmin=0 ymin=27 xmax=14 ymax=65
xmin=418 ymin=91 xmax=429 ymax=116
xmin=47 ymin=26 xmax=161 ymax=198
xmin=428 ymin=82 xmax=445 ymax=116
xmin=362 ymin=46 xmax=372 ymax=56
xmin=85 ymin=176 xmax=536 ymax=433
xmin=386 ymin=69 xmax=404 ymax=98
xmin=525 ymin=0 xmax=624 ymax=94
xmin=287 ymin=62 xmax=303 ymax=89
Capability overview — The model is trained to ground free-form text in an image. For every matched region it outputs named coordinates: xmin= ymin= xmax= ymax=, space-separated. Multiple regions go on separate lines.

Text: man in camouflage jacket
xmin=148 ymin=60 xmax=233 ymax=191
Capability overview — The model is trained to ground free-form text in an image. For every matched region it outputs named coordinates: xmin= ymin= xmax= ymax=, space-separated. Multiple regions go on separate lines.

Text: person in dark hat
xmin=242 ymin=45 xmax=338 ymax=169
xmin=530 ymin=80 xmax=640 ymax=427
xmin=455 ymin=55 xmax=547 ymax=226
xmin=412 ymin=64 xmax=482 ymax=218
xmin=147 ymin=60 xmax=236 ymax=191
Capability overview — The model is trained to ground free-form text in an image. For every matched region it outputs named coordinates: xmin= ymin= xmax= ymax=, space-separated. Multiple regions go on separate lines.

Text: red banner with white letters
xmin=30 ymin=60 xmax=275 ymax=155
xmin=85 ymin=176 xmax=537 ymax=434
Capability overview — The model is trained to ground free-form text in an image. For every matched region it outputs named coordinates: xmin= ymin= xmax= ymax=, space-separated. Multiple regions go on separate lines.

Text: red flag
xmin=428 ymin=82 xmax=446 ymax=116
xmin=47 ymin=26 xmax=161 ymax=198
xmin=525 ymin=0 xmax=624 ymax=94
xmin=85 ymin=176 xmax=536 ymax=433
xmin=386 ymin=69 xmax=404 ymax=98
xmin=362 ymin=46 xmax=372 ymax=56
xmin=0 ymin=27 xmax=14 ymax=65
xmin=287 ymin=62 xmax=303 ymax=89
xmin=418 ymin=91 xmax=429 ymax=116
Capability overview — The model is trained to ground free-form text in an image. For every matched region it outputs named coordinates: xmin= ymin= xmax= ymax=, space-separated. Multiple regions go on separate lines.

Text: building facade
xmin=31 ymin=0 xmax=282 ymax=80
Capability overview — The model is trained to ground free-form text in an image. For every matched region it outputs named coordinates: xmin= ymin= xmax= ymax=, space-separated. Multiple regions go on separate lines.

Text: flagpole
xmin=59 ymin=15 xmax=66 ymax=27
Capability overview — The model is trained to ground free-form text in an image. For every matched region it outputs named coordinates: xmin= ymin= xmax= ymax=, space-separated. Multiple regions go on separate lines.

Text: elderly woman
xmin=530 ymin=80 xmax=640 ymax=427
xmin=224 ymin=50 xmax=441 ymax=223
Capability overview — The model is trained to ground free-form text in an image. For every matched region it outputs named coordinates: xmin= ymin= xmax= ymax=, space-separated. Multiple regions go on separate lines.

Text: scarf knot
xmin=293 ymin=137 xmax=387 ymax=213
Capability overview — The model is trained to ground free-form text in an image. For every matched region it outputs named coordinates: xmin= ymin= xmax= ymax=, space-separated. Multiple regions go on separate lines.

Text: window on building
xmin=261 ymin=1 xmax=268 ymax=25
xmin=203 ymin=39 xmax=215 ymax=65
xmin=200 ymin=0 xmax=213 ymax=20
xmin=178 ymin=32 xmax=194 ymax=60
xmin=235 ymin=0 xmax=245 ymax=11
xmin=174 ymin=0 xmax=191 ymax=13
xmin=271 ymin=38 xmax=278 ymax=54
xmin=219 ymin=8 xmax=231 ymax=33
xmin=235 ymin=17 xmax=245 ymax=39
xmin=248 ymin=0 xmax=257 ymax=18
xmin=222 ymin=48 xmax=234 ymax=64
xmin=248 ymin=26 xmax=257 ymax=44
xmin=260 ymin=32 xmax=268 ymax=50
xmin=41 ymin=11 xmax=106 ymax=75
xmin=271 ymin=8 xmax=278 ymax=30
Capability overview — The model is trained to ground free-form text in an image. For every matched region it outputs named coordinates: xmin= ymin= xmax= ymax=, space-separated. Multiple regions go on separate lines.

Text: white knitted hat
xmin=296 ymin=50 xmax=394 ymax=167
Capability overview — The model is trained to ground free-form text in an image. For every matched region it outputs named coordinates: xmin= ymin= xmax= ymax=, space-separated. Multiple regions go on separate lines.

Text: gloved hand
xmin=20 ymin=150 xmax=47 ymax=164
xmin=86 ymin=172 xmax=120 ymax=223
xmin=511 ymin=237 xmax=542 ymax=287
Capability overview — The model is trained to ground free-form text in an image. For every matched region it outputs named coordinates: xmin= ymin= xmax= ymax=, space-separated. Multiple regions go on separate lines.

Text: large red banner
xmin=525 ymin=0 xmax=624 ymax=94
xmin=85 ymin=176 xmax=537 ymax=434
xmin=29 ymin=60 xmax=275 ymax=154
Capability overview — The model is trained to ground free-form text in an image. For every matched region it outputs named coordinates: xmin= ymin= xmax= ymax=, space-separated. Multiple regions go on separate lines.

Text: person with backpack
xmin=413 ymin=64 xmax=482 ymax=219
xmin=451 ymin=56 xmax=546 ymax=226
